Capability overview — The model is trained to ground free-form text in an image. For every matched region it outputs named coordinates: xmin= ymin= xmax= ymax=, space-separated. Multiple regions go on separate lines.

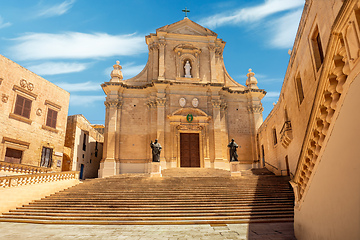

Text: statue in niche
xmin=228 ymin=139 xmax=239 ymax=162
xmin=184 ymin=60 xmax=192 ymax=78
xmin=150 ymin=139 xmax=162 ymax=162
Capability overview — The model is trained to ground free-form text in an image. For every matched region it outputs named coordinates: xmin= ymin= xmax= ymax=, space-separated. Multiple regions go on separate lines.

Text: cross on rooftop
xmin=182 ymin=7 xmax=190 ymax=18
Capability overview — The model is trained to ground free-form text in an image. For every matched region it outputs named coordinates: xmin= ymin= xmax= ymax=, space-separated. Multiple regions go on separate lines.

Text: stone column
xmin=209 ymin=45 xmax=217 ymax=83
xmin=158 ymin=41 xmax=166 ymax=81
xmin=212 ymin=99 xmax=224 ymax=169
xmin=156 ymin=97 xmax=166 ymax=169
xmin=99 ymin=99 xmax=120 ymax=178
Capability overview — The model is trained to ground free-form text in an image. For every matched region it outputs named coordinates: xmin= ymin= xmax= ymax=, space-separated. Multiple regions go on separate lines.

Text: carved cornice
xmin=104 ymin=99 xmax=121 ymax=108
xmin=147 ymin=100 xmax=157 ymax=108
xmin=156 ymin=98 xmax=166 ymax=107
xmin=247 ymin=105 xmax=264 ymax=113
xmin=211 ymin=99 xmax=222 ymax=108
xmin=176 ymin=124 xmax=203 ymax=131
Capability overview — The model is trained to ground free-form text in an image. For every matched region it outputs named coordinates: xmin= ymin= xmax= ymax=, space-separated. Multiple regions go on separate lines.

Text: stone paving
xmin=0 ymin=222 xmax=296 ymax=240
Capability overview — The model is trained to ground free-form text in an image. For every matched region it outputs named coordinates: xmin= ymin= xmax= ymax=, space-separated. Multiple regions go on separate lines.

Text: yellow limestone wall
xmin=294 ymin=74 xmax=360 ymax=240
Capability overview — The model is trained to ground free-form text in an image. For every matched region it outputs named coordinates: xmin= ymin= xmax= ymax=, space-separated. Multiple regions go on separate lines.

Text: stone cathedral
xmin=99 ymin=18 xmax=265 ymax=177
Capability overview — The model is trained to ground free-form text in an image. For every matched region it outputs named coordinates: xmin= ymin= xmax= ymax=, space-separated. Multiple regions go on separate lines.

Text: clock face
xmin=179 ymin=97 xmax=186 ymax=107
xmin=192 ymin=98 xmax=199 ymax=108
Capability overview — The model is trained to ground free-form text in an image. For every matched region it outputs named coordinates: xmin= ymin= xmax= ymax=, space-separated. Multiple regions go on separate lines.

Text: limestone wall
xmin=294 ymin=67 xmax=360 ymax=240
xmin=64 ymin=115 xmax=104 ymax=178
xmin=0 ymin=54 xmax=69 ymax=171
xmin=257 ymin=0 xmax=340 ymax=176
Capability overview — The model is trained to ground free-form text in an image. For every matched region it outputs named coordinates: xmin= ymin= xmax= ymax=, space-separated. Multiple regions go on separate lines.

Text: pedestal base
xmin=98 ymin=159 xmax=118 ymax=178
xmin=150 ymin=162 xmax=162 ymax=177
xmin=230 ymin=162 xmax=242 ymax=176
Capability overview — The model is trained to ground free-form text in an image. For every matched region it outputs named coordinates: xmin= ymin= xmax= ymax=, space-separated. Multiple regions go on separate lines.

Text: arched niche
xmin=174 ymin=44 xmax=201 ymax=79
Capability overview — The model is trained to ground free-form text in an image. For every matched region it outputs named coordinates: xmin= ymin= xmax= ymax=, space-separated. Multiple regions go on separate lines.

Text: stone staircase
xmin=0 ymin=168 xmax=294 ymax=224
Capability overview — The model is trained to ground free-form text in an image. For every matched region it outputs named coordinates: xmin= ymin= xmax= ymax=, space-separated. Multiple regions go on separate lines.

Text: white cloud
xmin=69 ymin=95 xmax=104 ymax=107
xmin=37 ymin=0 xmax=76 ymax=18
xmin=265 ymin=91 xmax=280 ymax=98
xmin=10 ymin=32 xmax=147 ymax=61
xmin=0 ymin=16 xmax=11 ymax=29
xmin=199 ymin=0 xmax=304 ymax=29
xmin=269 ymin=9 xmax=303 ymax=48
xmin=26 ymin=62 xmax=88 ymax=75
xmin=56 ymin=81 xmax=101 ymax=92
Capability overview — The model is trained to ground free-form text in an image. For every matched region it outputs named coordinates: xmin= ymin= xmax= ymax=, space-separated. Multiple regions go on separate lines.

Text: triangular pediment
xmin=157 ymin=18 xmax=217 ymax=37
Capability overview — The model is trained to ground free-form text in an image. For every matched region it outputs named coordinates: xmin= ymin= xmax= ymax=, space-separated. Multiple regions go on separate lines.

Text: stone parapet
xmin=0 ymin=161 xmax=52 ymax=176
xmin=0 ymin=171 xmax=79 ymax=188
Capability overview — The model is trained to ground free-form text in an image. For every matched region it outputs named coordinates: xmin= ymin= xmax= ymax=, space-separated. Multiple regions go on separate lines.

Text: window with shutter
xmin=14 ymin=95 xmax=32 ymax=118
xmin=4 ymin=148 xmax=23 ymax=164
xmin=46 ymin=108 xmax=58 ymax=128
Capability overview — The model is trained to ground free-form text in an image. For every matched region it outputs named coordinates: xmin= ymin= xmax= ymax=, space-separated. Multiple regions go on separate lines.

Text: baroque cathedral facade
xmin=99 ymin=18 xmax=265 ymax=177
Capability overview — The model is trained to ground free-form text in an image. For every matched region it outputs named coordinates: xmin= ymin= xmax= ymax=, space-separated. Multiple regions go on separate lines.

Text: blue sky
xmin=0 ymin=0 xmax=305 ymax=125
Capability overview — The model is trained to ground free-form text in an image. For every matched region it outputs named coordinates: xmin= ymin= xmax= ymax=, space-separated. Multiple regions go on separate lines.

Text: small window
xmin=46 ymin=108 xmax=58 ymax=128
xmin=4 ymin=148 xmax=23 ymax=164
xmin=273 ymin=128 xmax=278 ymax=146
xmin=40 ymin=147 xmax=52 ymax=168
xmin=82 ymin=133 xmax=87 ymax=151
xmin=311 ymin=28 xmax=324 ymax=71
xmin=295 ymin=76 xmax=305 ymax=104
xmin=95 ymin=141 xmax=98 ymax=157
xmin=14 ymin=95 xmax=32 ymax=119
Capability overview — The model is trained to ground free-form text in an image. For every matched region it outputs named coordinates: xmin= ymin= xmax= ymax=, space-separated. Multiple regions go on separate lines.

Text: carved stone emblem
xmin=20 ymin=79 xmax=27 ymax=88
xmin=179 ymin=97 xmax=186 ymax=107
xmin=27 ymin=82 xmax=34 ymax=91
xmin=36 ymin=108 xmax=42 ymax=116
xmin=192 ymin=98 xmax=199 ymax=108
xmin=1 ymin=94 xmax=9 ymax=103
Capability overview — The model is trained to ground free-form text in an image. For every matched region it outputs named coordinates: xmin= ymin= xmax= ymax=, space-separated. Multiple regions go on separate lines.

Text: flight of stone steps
xmin=0 ymin=168 xmax=294 ymax=224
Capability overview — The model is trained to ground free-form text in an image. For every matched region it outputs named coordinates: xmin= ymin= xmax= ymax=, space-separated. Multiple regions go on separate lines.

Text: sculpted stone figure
xmin=150 ymin=139 xmax=162 ymax=162
xmin=228 ymin=139 xmax=239 ymax=162
xmin=184 ymin=60 xmax=192 ymax=78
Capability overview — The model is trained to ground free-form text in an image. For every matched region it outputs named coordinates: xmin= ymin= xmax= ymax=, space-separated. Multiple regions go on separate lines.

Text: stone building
xmin=63 ymin=115 xmax=104 ymax=179
xmin=0 ymin=54 xmax=69 ymax=171
xmin=257 ymin=0 xmax=360 ymax=239
xmin=100 ymin=18 xmax=265 ymax=177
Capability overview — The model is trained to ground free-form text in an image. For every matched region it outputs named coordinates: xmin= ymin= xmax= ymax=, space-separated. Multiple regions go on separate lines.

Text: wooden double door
xmin=180 ymin=133 xmax=200 ymax=167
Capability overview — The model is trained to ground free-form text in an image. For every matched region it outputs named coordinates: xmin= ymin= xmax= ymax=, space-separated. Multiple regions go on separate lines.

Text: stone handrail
xmin=0 ymin=171 xmax=79 ymax=188
xmin=0 ymin=161 xmax=52 ymax=175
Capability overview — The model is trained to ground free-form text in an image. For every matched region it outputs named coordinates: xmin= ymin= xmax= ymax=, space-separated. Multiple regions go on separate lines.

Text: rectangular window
xmin=311 ymin=28 xmax=324 ymax=71
xmin=4 ymin=148 xmax=23 ymax=164
xmin=14 ymin=95 xmax=32 ymax=119
xmin=95 ymin=141 xmax=98 ymax=157
xmin=82 ymin=133 xmax=87 ymax=151
xmin=40 ymin=147 xmax=53 ymax=168
xmin=46 ymin=108 xmax=58 ymax=128
xmin=296 ymin=76 xmax=305 ymax=104
xmin=273 ymin=128 xmax=278 ymax=146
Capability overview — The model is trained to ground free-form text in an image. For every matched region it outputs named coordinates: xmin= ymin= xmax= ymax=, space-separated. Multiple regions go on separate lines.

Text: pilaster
xmin=209 ymin=45 xmax=217 ymax=83
xmin=158 ymin=41 xmax=166 ymax=80
xmin=156 ymin=97 xmax=166 ymax=169
xmin=99 ymin=98 xmax=121 ymax=178
xmin=211 ymin=98 xmax=224 ymax=169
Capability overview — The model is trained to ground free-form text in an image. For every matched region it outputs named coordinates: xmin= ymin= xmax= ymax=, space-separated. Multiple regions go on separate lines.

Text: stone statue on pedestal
xmin=150 ymin=139 xmax=162 ymax=162
xmin=228 ymin=139 xmax=239 ymax=162
xmin=184 ymin=60 xmax=192 ymax=78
